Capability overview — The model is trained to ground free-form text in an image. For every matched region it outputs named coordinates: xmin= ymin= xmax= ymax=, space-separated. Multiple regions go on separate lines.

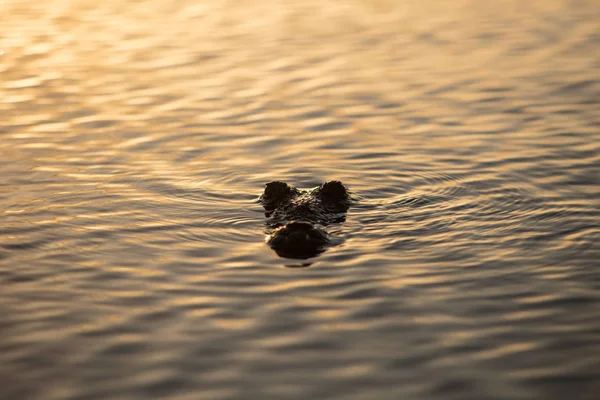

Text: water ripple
xmin=1 ymin=1 xmax=599 ymax=399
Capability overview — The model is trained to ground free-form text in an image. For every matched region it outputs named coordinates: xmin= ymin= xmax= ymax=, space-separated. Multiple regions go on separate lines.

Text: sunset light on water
xmin=1 ymin=1 xmax=599 ymax=399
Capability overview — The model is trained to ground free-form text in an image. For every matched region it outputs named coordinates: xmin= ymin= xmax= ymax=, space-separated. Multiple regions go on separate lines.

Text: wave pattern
xmin=1 ymin=1 xmax=600 ymax=399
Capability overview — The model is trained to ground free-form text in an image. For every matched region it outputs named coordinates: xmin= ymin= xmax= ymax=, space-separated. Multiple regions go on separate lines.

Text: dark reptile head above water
xmin=259 ymin=180 xmax=352 ymax=259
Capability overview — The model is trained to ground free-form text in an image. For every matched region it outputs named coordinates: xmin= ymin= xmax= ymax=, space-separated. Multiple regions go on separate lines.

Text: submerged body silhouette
xmin=259 ymin=181 xmax=351 ymax=259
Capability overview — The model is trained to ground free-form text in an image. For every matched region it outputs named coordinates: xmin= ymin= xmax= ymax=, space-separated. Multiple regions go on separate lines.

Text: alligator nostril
xmin=286 ymin=220 xmax=314 ymax=231
xmin=267 ymin=221 xmax=330 ymax=259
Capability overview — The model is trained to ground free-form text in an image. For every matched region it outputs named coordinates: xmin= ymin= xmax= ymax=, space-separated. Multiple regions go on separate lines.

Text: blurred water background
xmin=1 ymin=0 xmax=599 ymax=399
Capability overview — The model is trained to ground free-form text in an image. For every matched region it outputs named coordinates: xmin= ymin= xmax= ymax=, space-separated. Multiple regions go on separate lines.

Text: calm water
xmin=1 ymin=1 xmax=599 ymax=399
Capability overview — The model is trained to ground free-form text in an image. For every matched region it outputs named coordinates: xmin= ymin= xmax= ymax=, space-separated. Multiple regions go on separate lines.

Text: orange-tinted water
xmin=1 ymin=1 xmax=599 ymax=399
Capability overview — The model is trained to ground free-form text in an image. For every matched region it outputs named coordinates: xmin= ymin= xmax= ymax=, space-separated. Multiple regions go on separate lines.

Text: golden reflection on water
xmin=1 ymin=0 xmax=599 ymax=399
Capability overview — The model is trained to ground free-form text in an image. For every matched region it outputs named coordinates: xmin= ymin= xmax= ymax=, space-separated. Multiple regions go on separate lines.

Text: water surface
xmin=1 ymin=1 xmax=599 ymax=399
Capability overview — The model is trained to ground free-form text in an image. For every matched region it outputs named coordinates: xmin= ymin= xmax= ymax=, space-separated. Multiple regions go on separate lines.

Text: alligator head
xmin=259 ymin=180 xmax=351 ymax=259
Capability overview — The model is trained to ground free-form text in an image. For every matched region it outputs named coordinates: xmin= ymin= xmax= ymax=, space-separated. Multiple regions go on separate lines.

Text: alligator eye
xmin=264 ymin=181 xmax=290 ymax=198
xmin=320 ymin=180 xmax=348 ymax=198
